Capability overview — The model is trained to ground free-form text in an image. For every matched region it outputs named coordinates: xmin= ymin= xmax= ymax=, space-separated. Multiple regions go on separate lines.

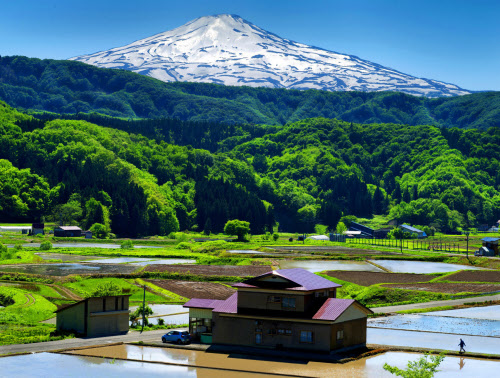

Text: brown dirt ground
xmin=381 ymin=282 xmax=500 ymax=294
xmin=440 ymin=270 xmax=500 ymax=283
xmin=325 ymin=271 xmax=434 ymax=286
xmin=143 ymin=264 xmax=272 ymax=277
xmin=146 ymin=279 xmax=235 ymax=300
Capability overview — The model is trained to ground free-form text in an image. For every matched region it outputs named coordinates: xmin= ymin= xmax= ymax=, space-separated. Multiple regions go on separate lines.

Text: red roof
xmin=183 ymin=298 xmax=223 ymax=309
xmin=212 ymin=292 xmax=238 ymax=314
xmin=313 ymin=298 xmax=355 ymax=321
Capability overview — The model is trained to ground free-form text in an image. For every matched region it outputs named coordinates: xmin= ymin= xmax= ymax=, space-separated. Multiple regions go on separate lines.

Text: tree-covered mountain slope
xmin=0 ymin=56 xmax=499 ymax=129
xmin=1 ymin=100 xmax=499 ymax=235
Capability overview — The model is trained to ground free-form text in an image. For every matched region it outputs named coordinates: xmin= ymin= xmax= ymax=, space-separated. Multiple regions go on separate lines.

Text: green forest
xmin=1 ymin=92 xmax=500 ymax=237
xmin=1 ymin=55 xmax=499 ymax=129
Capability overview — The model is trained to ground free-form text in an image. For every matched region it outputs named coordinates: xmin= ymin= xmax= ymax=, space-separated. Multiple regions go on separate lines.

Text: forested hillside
xmin=1 ymin=56 xmax=499 ymax=129
xmin=1 ymin=99 xmax=499 ymax=236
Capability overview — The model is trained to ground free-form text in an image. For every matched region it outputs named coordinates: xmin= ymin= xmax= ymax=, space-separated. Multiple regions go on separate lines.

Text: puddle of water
xmin=0 ymin=263 xmax=139 ymax=276
xmin=368 ymin=328 xmax=500 ymax=355
xmin=226 ymin=250 xmax=267 ymax=255
xmin=428 ymin=305 xmax=500 ymax=321
xmin=65 ymin=345 xmax=500 ymax=377
xmin=0 ymin=352 xmax=253 ymax=377
xmin=35 ymin=253 xmax=105 ymax=262
xmin=368 ymin=314 xmax=499 ymax=337
xmin=280 ymin=260 xmax=383 ymax=273
xmin=24 ymin=243 xmax=161 ymax=249
xmin=370 ymin=260 xmax=485 ymax=274
xmin=131 ymin=259 xmax=196 ymax=266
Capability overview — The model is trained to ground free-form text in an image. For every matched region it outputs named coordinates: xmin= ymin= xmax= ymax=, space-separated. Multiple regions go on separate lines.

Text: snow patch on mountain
xmin=70 ymin=14 xmax=470 ymax=97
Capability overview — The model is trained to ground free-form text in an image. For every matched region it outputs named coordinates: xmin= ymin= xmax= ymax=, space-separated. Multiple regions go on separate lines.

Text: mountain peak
xmin=70 ymin=15 xmax=470 ymax=97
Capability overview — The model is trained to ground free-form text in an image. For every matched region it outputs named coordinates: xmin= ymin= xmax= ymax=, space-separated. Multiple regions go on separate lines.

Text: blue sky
xmin=1 ymin=0 xmax=498 ymax=91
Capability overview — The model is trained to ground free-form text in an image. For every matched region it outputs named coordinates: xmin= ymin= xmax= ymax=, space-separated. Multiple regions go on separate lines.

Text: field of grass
xmin=62 ymin=277 xmax=175 ymax=305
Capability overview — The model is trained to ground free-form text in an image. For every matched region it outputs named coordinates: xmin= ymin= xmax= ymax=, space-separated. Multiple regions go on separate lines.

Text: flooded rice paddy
xmin=367 ymin=328 xmax=500 ymax=355
xmin=368 ymin=314 xmax=500 ymax=337
xmin=370 ymin=260 xmax=485 ymax=273
xmin=430 ymin=305 xmax=500 ymax=321
xmin=0 ymin=263 xmax=139 ymax=276
xmin=35 ymin=253 xmax=106 ymax=261
xmin=130 ymin=304 xmax=189 ymax=325
xmin=0 ymin=352 xmax=252 ymax=378
xmin=279 ymin=260 xmax=383 ymax=273
xmin=23 ymin=243 xmax=161 ymax=249
xmin=52 ymin=345 xmax=500 ymax=377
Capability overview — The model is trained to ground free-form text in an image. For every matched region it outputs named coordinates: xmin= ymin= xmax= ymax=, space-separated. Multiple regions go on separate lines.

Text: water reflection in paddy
xmin=129 ymin=304 xmax=189 ymax=325
xmin=131 ymin=259 xmax=196 ymax=266
xmin=35 ymin=253 xmax=105 ymax=262
xmin=429 ymin=305 xmax=500 ymax=321
xmin=370 ymin=260 xmax=485 ymax=273
xmin=24 ymin=243 xmax=161 ymax=249
xmin=279 ymin=260 xmax=383 ymax=273
xmin=0 ymin=352 xmax=253 ymax=377
xmin=0 ymin=263 xmax=139 ymax=276
xmin=369 ymin=314 xmax=500 ymax=337
xmin=63 ymin=345 xmax=500 ymax=377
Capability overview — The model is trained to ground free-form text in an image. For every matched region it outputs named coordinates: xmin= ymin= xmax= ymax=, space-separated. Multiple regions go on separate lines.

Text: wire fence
xmin=348 ymin=237 xmax=472 ymax=253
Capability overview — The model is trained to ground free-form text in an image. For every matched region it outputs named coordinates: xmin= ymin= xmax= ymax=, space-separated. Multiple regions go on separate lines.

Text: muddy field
xmin=143 ymin=264 xmax=271 ymax=277
xmin=146 ymin=279 xmax=235 ymax=300
xmin=325 ymin=271 xmax=435 ymax=286
xmin=441 ymin=270 xmax=500 ymax=283
xmin=271 ymin=246 xmax=399 ymax=255
xmin=381 ymin=282 xmax=500 ymax=294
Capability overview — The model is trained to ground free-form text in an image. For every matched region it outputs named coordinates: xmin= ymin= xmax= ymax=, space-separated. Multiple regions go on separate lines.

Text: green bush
xmin=120 ymin=240 xmax=134 ymax=249
xmin=89 ymin=223 xmax=108 ymax=239
xmin=40 ymin=241 xmax=52 ymax=250
xmin=175 ymin=242 xmax=191 ymax=250
xmin=272 ymin=233 xmax=279 ymax=241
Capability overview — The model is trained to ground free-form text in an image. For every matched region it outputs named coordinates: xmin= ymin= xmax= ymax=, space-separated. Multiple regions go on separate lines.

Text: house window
xmin=282 ymin=297 xmax=296 ymax=309
xmin=300 ymin=330 xmax=314 ymax=343
xmin=255 ymin=332 xmax=263 ymax=344
xmin=268 ymin=296 xmax=281 ymax=303
xmin=337 ymin=330 xmax=344 ymax=340
xmin=277 ymin=328 xmax=291 ymax=335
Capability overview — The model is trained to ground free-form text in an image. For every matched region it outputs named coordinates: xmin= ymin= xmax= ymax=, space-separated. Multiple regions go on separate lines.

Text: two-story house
xmin=183 ymin=268 xmax=372 ymax=353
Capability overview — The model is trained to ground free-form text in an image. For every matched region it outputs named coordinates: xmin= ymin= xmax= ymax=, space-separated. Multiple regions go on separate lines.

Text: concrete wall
xmin=56 ymin=302 xmax=86 ymax=334
xmin=212 ymin=314 xmax=333 ymax=352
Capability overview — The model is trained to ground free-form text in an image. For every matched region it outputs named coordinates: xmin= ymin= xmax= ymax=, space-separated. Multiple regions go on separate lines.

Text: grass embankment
xmin=0 ymin=285 xmax=71 ymax=345
xmin=317 ymin=273 xmax=452 ymax=308
xmin=61 ymin=277 xmax=184 ymax=305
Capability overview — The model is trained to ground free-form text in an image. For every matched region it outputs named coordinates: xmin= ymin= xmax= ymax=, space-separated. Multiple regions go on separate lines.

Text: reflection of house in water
xmin=184 ymin=268 xmax=372 ymax=352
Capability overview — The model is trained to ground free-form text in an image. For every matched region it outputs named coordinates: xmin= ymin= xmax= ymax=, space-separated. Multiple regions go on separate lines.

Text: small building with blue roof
xmin=399 ymin=224 xmax=427 ymax=239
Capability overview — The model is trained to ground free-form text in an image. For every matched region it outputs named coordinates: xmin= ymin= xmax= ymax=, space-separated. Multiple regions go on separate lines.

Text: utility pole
xmin=141 ymin=285 xmax=146 ymax=333
xmin=400 ymin=235 xmax=403 ymax=254
xmin=465 ymin=231 xmax=470 ymax=259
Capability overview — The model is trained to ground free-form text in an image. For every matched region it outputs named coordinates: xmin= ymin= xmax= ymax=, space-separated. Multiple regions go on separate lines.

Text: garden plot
xmin=145 ymin=280 xmax=235 ymax=300
xmin=143 ymin=264 xmax=271 ymax=277
xmin=381 ymin=282 xmax=500 ymax=294
xmin=440 ymin=270 xmax=500 ymax=283
xmin=325 ymin=271 xmax=434 ymax=286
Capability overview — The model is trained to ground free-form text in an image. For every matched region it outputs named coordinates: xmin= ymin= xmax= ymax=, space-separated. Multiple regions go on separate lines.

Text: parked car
xmin=162 ymin=330 xmax=191 ymax=344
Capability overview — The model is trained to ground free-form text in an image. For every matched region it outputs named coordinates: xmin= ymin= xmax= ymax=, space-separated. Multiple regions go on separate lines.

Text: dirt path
xmin=50 ymin=285 xmax=82 ymax=301
xmin=370 ymin=293 xmax=500 ymax=314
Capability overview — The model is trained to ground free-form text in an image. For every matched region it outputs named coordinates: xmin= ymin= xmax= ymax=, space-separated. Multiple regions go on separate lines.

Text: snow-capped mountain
xmin=70 ymin=14 xmax=470 ymax=97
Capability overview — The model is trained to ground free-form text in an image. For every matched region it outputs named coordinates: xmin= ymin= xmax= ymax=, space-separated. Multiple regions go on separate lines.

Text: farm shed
xmin=56 ymin=295 xmax=130 ymax=337
xmin=54 ymin=226 xmax=82 ymax=237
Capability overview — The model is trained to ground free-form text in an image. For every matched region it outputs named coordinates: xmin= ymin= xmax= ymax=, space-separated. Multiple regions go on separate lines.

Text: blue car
xmin=162 ymin=330 xmax=191 ymax=344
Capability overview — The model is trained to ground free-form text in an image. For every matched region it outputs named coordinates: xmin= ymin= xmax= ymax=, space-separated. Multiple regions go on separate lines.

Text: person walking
xmin=459 ymin=338 xmax=466 ymax=353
